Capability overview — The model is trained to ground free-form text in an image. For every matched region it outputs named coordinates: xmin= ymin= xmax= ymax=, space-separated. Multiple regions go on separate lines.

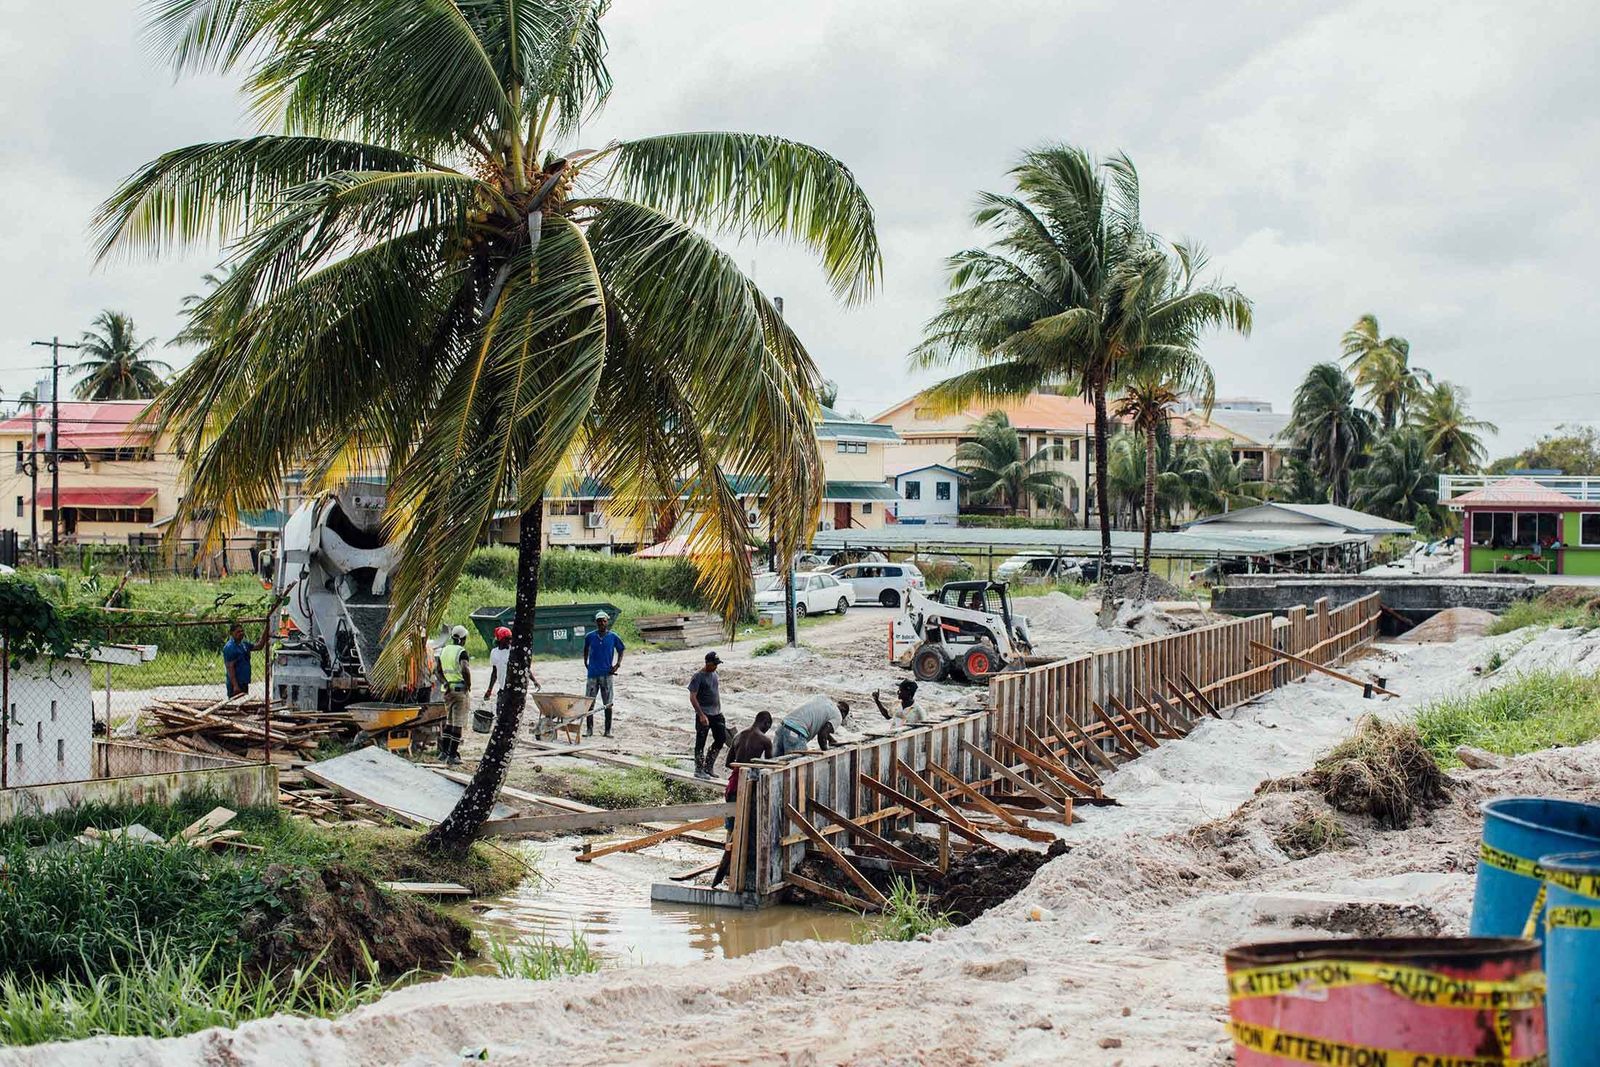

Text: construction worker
xmin=222 ymin=621 xmax=269 ymax=698
xmin=688 ymin=650 xmax=729 ymax=778
xmin=710 ymin=711 xmax=773 ymax=890
xmin=483 ymin=625 xmax=538 ymax=704
xmin=773 ymin=695 xmax=849 ymax=756
xmin=434 ymin=625 xmax=471 ymax=765
xmin=581 ymin=610 xmax=624 ymax=736
xmin=872 ymin=680 xmax=924 ymax=727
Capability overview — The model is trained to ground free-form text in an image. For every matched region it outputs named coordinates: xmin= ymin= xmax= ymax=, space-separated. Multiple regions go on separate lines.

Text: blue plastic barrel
xmin=1470 ymin=798 xmax=1600 ymax=940
xmin=1542 ymin=851 xmax=1600 ymax=1067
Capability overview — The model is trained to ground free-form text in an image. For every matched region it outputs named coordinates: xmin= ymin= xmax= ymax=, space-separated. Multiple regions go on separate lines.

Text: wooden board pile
xmin=143 ymin=693 xmax=351 ymax=765
xmin=635 ymin=612 xmax=724 ymax=649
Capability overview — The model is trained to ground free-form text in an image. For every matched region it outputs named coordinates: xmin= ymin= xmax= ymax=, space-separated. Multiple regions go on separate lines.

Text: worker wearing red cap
xmin=483 ymin=625 xmax=537 ymax=708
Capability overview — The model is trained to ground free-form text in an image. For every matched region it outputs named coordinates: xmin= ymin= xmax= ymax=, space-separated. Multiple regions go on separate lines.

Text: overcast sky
xmin=2 ymin=1 xmax=1595 ymax=453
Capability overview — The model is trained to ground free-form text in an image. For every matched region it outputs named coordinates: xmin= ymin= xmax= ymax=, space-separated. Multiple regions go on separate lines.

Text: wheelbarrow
xmin=530 ymin=692 xmax=595 ymax=744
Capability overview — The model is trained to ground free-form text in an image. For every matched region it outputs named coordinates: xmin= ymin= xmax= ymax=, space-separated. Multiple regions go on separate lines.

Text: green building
xmin=1456 ymin=476 xmax=1600 ymax=577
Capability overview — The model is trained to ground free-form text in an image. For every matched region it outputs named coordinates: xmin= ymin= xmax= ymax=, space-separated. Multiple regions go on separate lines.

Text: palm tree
xmin=1270 ymin=455 xmax=1323 ymax=504
xmin=1290 ymin=363 xmax=1375 ymax=506
xmin=97 ymin=0 xmax=879 ymax=850
xmin=954 ymin=411 xmax=1066 ymax=513
xmin=73 ymin=311 xmax=171 ymax=400
xmin=1187 ymin=440 xmax=1267 ymax=514
xmin=911 ymin=147 xmax=1250 ymax=610
xmin=1414 ymin=380 xmax=1496 ymax=472
xmin=1113 ymin=363 xmax=1211 ymax=582
xmin=1341 ymin=314 xmax=1426 ymax=431
xmin=1351 ymin=427 xmax=1438 ymax=524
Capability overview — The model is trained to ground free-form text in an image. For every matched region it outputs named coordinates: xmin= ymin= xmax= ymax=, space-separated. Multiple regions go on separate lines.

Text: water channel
xmin=465 ymin=836 xmax=870 ymax=966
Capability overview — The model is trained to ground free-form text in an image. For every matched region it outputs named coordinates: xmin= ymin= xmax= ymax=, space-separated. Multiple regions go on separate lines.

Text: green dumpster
xmin=468 ymin=603 xmax=622 ymax=657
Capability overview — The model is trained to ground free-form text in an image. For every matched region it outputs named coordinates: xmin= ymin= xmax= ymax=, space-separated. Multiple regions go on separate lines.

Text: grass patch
xmin=1275 ymin=810 xmax=1351 ymax=859
xmin=1488 ymin=590 xmax=1600 ymax=636
xmin=567 ymin=767 xmax=702 ymax=809
xmin=859 ymin=879 xmax=952 ymax=942
xmin=480 ymin=935 xmax=601 ymax=980
xmin=1415 ymin=670 xmax=1600 ymax=768
xmin=0 ymin=941 xmax=402 ymax=1048
xmin=1303 ymin=716 xmax=1448 ymax=829
xmin=752 ymin=639 xmax=784 ymax=657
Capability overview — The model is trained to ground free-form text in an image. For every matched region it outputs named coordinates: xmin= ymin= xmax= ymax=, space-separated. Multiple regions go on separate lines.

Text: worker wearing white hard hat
xmin=433 ymin=624 xmax=473 ymax=765
xmin=581 ymin=610 xmax=625 ymax=737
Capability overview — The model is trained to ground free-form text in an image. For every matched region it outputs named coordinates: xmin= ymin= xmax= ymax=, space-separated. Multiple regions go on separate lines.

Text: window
xmin=1582 ymin=513 xmax=1600 ymax=547
xmin=1471 ymin=512 xmax=1494 ymax=546
xmin=1070 ymin=439 xmax=1081 ymax=462
xmin=1069 ymin=485 xmax=1081 ymax=512
xmin=903 ymin=480 xmax=922 ymax=500
xmin=1052 ymin=436 xmax=1065 ymax=461
xmin=13 ymin=496 xmax=20 ymax=518
xmin=861 ymin=502 xmax=872 ymax=514
xmin=1473 ymin=511 xmax=1561 ymax=548
xmin=1515 ymin=512 xmax=1538 ymax=547
xmin=836 ymin=441 xmax=867 ymax=454
xmin=935 ymin=481 xmax=951 ymax=501
xmin=882 ymin=566 xmax=901 ymax=577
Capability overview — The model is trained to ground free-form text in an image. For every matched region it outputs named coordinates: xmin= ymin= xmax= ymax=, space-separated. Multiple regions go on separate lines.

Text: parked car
xmin=824 ymin=548 xmax=886 ymax=567
xmin=994 ymin=553 xmax=1088 ymax=584
xmin=825 ymin=561 xmax=927 ymax=607
xmin=1077 ymin=557 xmax=1138 ymax=583
xmin=752 ymin=571 xmax=854 ymax=617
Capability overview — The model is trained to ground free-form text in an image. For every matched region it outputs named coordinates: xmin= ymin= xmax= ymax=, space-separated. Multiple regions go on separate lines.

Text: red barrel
xmin=1225 ymin=937 xmax=1546 ymax=1066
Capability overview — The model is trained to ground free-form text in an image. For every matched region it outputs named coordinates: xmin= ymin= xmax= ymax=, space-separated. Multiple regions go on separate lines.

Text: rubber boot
xmin=603 ymin=707 xmax=613 ymax=737
xmin=443 ymin=725 xmax=463 ymax=766
xmin=585 ymin=713 xmax=595 ymax=736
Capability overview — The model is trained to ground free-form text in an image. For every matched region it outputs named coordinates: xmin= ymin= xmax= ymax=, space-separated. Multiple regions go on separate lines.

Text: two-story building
xmin=1196 ymin=398 xmax=1294 ymax=484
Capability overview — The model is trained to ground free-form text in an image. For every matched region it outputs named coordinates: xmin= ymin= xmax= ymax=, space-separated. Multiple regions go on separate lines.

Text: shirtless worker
xmin=773 ymin=695 xmax=850 ymax=756
xmin=872 ymin=679 xmax=923 ymax=727
xmin=709 ymin=711 xmax=773 ymax=890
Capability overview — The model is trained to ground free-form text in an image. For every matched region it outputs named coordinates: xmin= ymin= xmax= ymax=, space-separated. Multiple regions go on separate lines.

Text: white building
xmin=891 ymin=464 xmax=965 ymax=526
xmin=3 ymin=645 xmax=152 ymax=788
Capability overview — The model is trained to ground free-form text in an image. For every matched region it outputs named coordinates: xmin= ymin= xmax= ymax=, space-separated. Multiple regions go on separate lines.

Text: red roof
xmin=35 ymin=488 xmax=158 ymax=508
xmin=1452 ymin=477 xmax=1579 ymax=508
xmin=0 ymin=401 xmax=154 ymax=449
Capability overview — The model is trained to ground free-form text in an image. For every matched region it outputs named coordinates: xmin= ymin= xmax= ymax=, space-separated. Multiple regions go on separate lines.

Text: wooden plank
xmin=858 ymin=773 xmax=1002 ymax=850
xmin=173 ymin=805 xmax=236 ymax=843
xmin=546 ymin=747 xmax=727 ymax=791
xmin=924 ymin=762 xmax=1024 ymax=828
xmin=1107 ymin=694 xmax=1162 ymax=749
xmin=380 ymin=881 xmax=470 ymax=896
xmin=1090 ymin=702 xmax=1142 ymax=757
xmin=891 ymin=758 xmax=977 ymax=830
xmin=1147 ymin=687 xmax=1191 ymax=733
xmin=961 ymin=740 xmax=1062 ymax=808
xmin=575 ymin=817 xmax=724 ymax=863
xmin=784 ymin=803 xmax=888 ymax=907
xmin=1248 ymin=641 xmax=1398 ymax=697
xmin=807 ymin=798 xmax=937 ymax=873
xmin=1018 ymin=726 xmax=1103 ymax=799
xmin=669 ymin=858 xmax=723 ymax=882
xmin=1050 ymin=712 xmax=1119 ymax=773
xmin=785 ymin=870 xmax=879 ymax=913
xmin=1167 ymin=681 xmax=1211 ymax=722
xmin=480 ymin=802 xmax=733 ymax=837
xmin=996 ymin=733 xmax=1095 ymax=807
xmin=994 ymin=802 xmax=1070 ymax=825
xmin=1180 ymin=671 xmax=1222 ymax=717
xmin=1132 ymin=688 xmax=1186 ymax=739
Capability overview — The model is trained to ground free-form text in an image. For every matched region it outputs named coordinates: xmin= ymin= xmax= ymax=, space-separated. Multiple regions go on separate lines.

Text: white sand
xmin=12 ymin=623 xmax=1600 ymax=1066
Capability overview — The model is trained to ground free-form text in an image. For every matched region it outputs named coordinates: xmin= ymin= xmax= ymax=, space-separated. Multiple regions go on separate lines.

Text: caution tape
xmin=1548 ymin=905 xmax=1600 ymax=930
xmin=1545 ymin=866 xmax=1600 ymax=900
xmin=1228 ymin=959 xmax=1545 ymax=1011
xmin=1478 ymin=843 xmax=1600 ymax=898
xmin=1520 ymin=884 xmax=1546 ymax=940
xmin=1228 ymin=1019 xmax=1547 ymax=1067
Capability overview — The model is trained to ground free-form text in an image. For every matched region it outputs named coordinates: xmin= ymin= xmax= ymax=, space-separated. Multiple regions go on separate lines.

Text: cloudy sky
xmin=2 ymin=0 xmax=1595 ymax=453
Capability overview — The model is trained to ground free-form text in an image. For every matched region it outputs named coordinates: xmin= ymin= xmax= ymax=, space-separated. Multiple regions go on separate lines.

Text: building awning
xmin=823 ymin=481 xmax=900 ymax=503
xmin=35 ymin=488 xmax=157 ymax=508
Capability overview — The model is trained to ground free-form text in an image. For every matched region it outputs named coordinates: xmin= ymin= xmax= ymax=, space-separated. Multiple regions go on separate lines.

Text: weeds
xmin=482 ymin=935 xmax=602 ymax=980
xmin=752 ymin=639 xmax=784 ymax=657
xmin=859 ymin=879 xmax=952 ymax=942
xmin=568 ymin=767 xmax=701 ymax=809
xmin=1415 ymin=670 xmax=1600 ymax=767
xmin=1488 ymin=591 xmax=1600 ymax=636
xmin=1275 ymin=810 xmax=1351 ymax=859
xmin=1304 ymin=716 xmax=1448 ymax=829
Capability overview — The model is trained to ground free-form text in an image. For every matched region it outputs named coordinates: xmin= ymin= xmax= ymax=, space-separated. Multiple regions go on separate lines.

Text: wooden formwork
xmin=731 ymin=593 xmax=1381 ymax=901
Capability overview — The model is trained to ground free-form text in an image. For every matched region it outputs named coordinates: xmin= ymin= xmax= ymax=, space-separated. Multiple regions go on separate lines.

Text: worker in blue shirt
xmin=222 ymin=621 xmax=270 ymax=698
xmin=581 ymin=611 xmax=624 ymax=737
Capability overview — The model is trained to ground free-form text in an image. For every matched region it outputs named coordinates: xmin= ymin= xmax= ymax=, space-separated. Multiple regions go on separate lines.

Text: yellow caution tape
xmin=1479 ymin=842 xmax=1545 ymax=882
xmin=1547 ymin=905 xmax=1600 ymax=930
xmin=1544 ymin=866 xmax=1600 ymax=900
xmin=1228 ymin=1019 xmax=1548 ymax=1067
xmin=1228 ymin=959 xmax=1545 ymax=1011
xmin=1520 ymin=884 xmax=1546 ymax=940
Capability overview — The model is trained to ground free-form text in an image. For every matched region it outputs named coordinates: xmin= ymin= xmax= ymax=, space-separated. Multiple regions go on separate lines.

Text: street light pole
xmin=30 ymin=337 xmax=83 ymax=569
xmin=773 ymin=295 xmax=799 ymax=648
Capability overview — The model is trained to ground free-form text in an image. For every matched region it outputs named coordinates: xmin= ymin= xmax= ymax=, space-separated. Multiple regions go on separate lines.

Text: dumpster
xmin=468 ymin=603 xmax=622 ymax=657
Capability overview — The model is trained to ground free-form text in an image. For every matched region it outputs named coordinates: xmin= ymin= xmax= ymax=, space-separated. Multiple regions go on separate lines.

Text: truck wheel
xmin=879 ymin=589 xmax=900 ymax=608
xmin=837 ymin=597 xmax=850 ymax=615
xmin=911 ymin=645 xmax=949 ymax=682
xmin=962 ymin=643 xmax=999 ymax=680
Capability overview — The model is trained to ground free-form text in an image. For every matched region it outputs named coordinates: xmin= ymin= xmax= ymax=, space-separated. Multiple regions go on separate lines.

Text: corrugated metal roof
xmin=815 ymin=421 xmax=901 ymax=442
xmin=810 ymin=524 xmax=1366 ymax=558
xmin=823 ymin=481 xmax=900 ymax=502
xmin=1187 ymin=502 xmax=1413 ymax=535
xmin=1203 ymin=410 xmax=1292 ymax=446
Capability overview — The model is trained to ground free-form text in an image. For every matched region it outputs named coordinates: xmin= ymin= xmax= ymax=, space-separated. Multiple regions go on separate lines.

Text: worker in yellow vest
xmin=434 ymin=625 xmax=472 ymax=765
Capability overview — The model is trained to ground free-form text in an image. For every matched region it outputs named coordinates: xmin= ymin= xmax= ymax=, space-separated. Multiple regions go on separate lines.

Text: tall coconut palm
xmin=73 ymin=311 xmax=171 ymax=400
xmin=97 ymin=0 xmax=879 ymax=850
xmin=954 ymin=411 xmax=1067 ymax=513
xmin=1414 ymin=380 xmax=1496 ymax=472
xmin=1112 ymin=360 xmax=1213 ymax=584
xmin=1341 ymin=314 xmax=1426 ymax=431
xmin=911 ymin=147 xmax=1250 ymax=611
xmin=1187 ymin=440 xmax=1267 ymax=514
xmin=1351 ymin=426 xmax=1438 ymax=523
xmin=1290 ymin=363 xmax=1375 ymax=506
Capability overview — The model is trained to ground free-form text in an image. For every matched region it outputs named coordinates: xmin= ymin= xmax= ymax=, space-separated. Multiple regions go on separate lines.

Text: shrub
xmin=463 ymin=546 xmax=519 ymax=584
xmin=539 ymin=552 xmax=706 ymax=609
xmin=1303 ymin=716 xmax=1448 ymax=829
xmin=752 ymin=639 xmax=784 ymax=657
xmin=1487 ymin=590 xmax=1600 ymax=636
xmin=861 ymin=879 xmax=952 ymax=942
xmin=1414 ymin=670 xmax=1600 ymax=767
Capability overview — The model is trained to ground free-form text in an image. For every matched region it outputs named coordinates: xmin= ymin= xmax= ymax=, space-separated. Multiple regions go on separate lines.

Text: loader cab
xmin=931 ymin=580 xmax=1016 ymax=628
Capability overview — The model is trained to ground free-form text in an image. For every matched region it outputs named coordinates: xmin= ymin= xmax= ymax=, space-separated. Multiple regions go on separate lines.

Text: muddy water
xmin=467 ymin=836 xmax=869 ymax=966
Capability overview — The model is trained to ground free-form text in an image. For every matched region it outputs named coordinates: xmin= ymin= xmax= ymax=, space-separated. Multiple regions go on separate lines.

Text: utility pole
xmin=775 ymin=296 xmax=798 ymax=648
xmin=31 ymin=337 xmax=82 ymax=569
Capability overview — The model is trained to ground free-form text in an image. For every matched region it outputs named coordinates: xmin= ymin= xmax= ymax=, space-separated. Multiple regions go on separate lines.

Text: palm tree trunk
xmin=424 ymin=505 xmax=544 ymax=852
xmin=1141 ymin=424 xmax=1156 ymax=598
xmin=1093 ymin=384 xmax=1114 ymax=614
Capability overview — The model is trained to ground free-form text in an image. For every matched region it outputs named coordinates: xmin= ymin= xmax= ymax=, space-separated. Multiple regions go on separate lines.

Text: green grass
xmin=858 ymin=879 xmax=951 ymax=942
xmin=1414 ymin=671 xmax=1600 ymax=767
xmin=481 ymin=935 xmax=601 ymax=980
xmin=752 ymin=639 xmax=784 ymax=657
xmin=1488 ymin=595 xmax=1600 ymax=636
xmin=0 ymin=941 xmax=402 ymax=1048
xmin=566 ymin=767 xmax=702 ymax=809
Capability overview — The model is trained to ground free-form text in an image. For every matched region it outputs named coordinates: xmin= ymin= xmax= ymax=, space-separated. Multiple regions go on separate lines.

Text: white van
xmin=826 ymin=561 xmax=927 ymax=607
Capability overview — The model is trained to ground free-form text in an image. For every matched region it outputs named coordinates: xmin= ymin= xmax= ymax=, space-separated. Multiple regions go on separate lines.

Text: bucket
xmin=1541 ymin=851 xmax=1600 ymax=1067
xmin=1471 ymin=797 xmax=1600 ymax=940
xmin=1225 ymin=937 xmax=1546 ymax=1066
xmin=472 ymin=705 xmax=494 ymax=734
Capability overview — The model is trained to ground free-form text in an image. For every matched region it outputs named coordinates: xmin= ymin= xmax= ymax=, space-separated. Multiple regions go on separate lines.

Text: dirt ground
xmin=14 ymin=619 xmax=1599 ymax=1066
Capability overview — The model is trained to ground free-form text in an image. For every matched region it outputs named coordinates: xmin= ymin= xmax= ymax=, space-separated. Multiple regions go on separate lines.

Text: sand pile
xmin=1098 ymin=571 xmax=1186 ymax=602
xmin=1394 ymin=607 xmax=1497 ymax=644
xmin=1111 ymin=598 xmax=1193 ymax=637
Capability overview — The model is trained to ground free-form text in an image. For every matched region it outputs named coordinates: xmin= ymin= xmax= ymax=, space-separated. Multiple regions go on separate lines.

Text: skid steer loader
xmin=889 ymin=580 xmax=1038 ymax=683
